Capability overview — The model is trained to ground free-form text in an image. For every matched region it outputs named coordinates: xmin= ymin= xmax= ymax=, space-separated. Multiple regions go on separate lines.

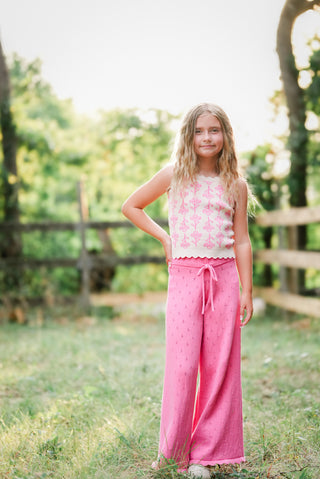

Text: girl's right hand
xmin=162 ymin=234 xmax=172 ymax=266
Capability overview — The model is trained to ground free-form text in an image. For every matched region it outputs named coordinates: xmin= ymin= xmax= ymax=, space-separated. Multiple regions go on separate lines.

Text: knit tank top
xmin=168 ymin=175 xmax=235 ymax=259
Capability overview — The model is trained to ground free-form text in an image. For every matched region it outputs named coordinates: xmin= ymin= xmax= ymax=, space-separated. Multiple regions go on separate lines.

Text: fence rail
xmin=255 ymin=205 xmax=320 ymax=226
xmin=1 ymin=194 xmax=319 ymax=317
xmin=253 ymin=287 xmax=320 ymax=318
xmin=0 ymin=181 xmax=167 ymax=310
xmin=254 ymin=205 xmax=320 ymax=318
xmin=254 ymin=249 xmax=320 ymax=270
xmin=0 ymin=219 xmax=167 ymax=232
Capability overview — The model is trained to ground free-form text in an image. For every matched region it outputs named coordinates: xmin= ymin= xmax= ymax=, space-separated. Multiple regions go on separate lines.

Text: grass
xmin=0 ymin=302 xmax=319 ymax=478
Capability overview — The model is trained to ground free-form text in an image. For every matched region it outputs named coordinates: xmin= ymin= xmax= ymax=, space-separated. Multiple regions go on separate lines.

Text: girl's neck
xmin=198 ymin=160 xmax=219 ymax=178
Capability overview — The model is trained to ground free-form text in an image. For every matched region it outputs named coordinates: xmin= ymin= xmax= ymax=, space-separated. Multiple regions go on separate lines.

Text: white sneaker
xmin=188 ymin=464 xmax=211 ymax=478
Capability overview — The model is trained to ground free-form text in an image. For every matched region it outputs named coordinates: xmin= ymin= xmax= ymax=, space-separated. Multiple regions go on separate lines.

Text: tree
xmin=276 ymin=0 xmax=320 ymax=292
xmin=0 ymin=41 xmax=22 ymax=288
xmin=3 ymin=54 xmax=176 ymax=295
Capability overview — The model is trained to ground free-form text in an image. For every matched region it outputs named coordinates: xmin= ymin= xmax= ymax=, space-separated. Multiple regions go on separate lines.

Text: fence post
xmin=278 ymin=225 xmax=288 ymax=292
xmin=77 ymin=180 xmax=91 ymax=311
xmin=287 ymin=225 xmax=299 ymax=295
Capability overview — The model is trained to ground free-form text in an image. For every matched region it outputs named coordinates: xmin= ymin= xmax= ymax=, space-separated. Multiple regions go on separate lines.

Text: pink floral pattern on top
xmin=168 ymin=176 xmax=235 ymax=259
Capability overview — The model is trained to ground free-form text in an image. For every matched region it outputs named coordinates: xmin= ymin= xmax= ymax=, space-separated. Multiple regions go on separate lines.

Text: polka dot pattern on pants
xmin=158 ymin=257 xmax=244 ymax=469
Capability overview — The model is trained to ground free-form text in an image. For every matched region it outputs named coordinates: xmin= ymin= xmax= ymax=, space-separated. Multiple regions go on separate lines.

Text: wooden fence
xmin=0 ymin=182 xmax=166 ymax=310
xmin=254 ymin=205 xmax=320 ymax=318
xmin=0 ymin=188 xmax=319 ymax=317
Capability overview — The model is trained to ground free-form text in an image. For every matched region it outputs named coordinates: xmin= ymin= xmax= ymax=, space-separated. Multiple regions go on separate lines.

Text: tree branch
xmin=288 ymin=0 xmax=320 ymax=17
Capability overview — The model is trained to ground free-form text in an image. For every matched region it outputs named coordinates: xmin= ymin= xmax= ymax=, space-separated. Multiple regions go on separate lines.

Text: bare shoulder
xmin=235 ymin=176 xmax=248 ymax=194
xmin=234 ymin=177 xmax=248 ymax=211
xmin=146 ymin=163 xmax=174 ymax=193
xmin=155 ymin=164 xmax=174 ymax=185
xmin=122 ymin=163 xmax=174 ymax=211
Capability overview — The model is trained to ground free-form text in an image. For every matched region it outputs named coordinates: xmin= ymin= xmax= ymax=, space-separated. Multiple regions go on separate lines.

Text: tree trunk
xmin=276 ymin=0 xmax=320 ymax=292
xmin=0 ymin=41 xmax=22 ymax=289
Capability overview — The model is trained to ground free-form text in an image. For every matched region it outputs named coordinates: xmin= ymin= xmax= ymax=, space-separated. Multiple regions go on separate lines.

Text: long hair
xmin=171 ymin=103 xmax=242 ymax=196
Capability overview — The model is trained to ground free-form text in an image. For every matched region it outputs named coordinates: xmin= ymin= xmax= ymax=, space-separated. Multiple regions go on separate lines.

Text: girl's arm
xmin=233 ymin=179 xmax=253 ymax=326
xmin=121 ymin=164 xmax=174 ymax=264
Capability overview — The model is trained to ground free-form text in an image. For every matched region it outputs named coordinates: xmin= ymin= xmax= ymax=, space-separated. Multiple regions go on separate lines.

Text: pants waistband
xmin=170 ymin=257 xmax=234 ymax=269
xmin=169 ymin=258 xmax=235 ymax=314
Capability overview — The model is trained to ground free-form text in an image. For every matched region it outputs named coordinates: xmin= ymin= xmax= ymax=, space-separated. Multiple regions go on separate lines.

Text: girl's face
xmin=193 ymin=113 xmax=224 ymax=163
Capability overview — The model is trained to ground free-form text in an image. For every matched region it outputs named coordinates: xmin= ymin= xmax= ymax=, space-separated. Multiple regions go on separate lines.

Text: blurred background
xmin=0 ymin=0 xmax=319 ymax=315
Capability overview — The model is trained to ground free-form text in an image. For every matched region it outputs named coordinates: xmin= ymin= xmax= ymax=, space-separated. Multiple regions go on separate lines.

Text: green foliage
xmin=0 ymin=55 xmax=177 ymax=295
xmin=7 ymin=54 xmax=176 ymax=227
xmin=86 ymin=107 xmax=175 ymax=221
xmin=242 ymin=145 xmax=285 ymax=287
xmin=304 ymin=40 xmax=320 ymax=211
xmin=10 ymin=55 xmax=73 ymax=128
xmin=243 ymin=144 xmax=285 ymax=211
xmin=305 ymin=38 xmax=320 ymax=117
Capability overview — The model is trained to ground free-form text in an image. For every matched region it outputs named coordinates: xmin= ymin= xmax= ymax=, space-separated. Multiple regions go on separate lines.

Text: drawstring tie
xmin=197 ymin=264 xmax=218 ymax=314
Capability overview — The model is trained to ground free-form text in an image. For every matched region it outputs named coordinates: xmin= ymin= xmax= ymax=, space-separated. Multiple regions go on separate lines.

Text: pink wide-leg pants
xmin=158 ymin=257 xmax=244 ymax=470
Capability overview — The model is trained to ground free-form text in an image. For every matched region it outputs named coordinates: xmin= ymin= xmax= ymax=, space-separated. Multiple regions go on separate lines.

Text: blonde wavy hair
xmin=171 ymin=103 xmax=242 ymax=197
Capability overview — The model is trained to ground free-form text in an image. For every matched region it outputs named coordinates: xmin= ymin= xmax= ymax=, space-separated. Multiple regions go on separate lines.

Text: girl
xmin=122 ymin=103 xmax=253 ymax=478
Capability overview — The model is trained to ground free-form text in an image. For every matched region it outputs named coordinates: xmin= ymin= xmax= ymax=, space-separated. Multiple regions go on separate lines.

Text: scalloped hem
xmin=189 ymin=456 xmax=245 ymax=466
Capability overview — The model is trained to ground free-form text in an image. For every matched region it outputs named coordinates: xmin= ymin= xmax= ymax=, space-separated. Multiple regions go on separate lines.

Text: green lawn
xmin=0 ymin=303 xmax=319 ymax=478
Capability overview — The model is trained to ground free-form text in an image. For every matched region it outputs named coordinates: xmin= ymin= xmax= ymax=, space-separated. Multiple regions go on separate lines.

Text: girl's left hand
xmin=240 ymin=291 xmax=253 ymax=327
